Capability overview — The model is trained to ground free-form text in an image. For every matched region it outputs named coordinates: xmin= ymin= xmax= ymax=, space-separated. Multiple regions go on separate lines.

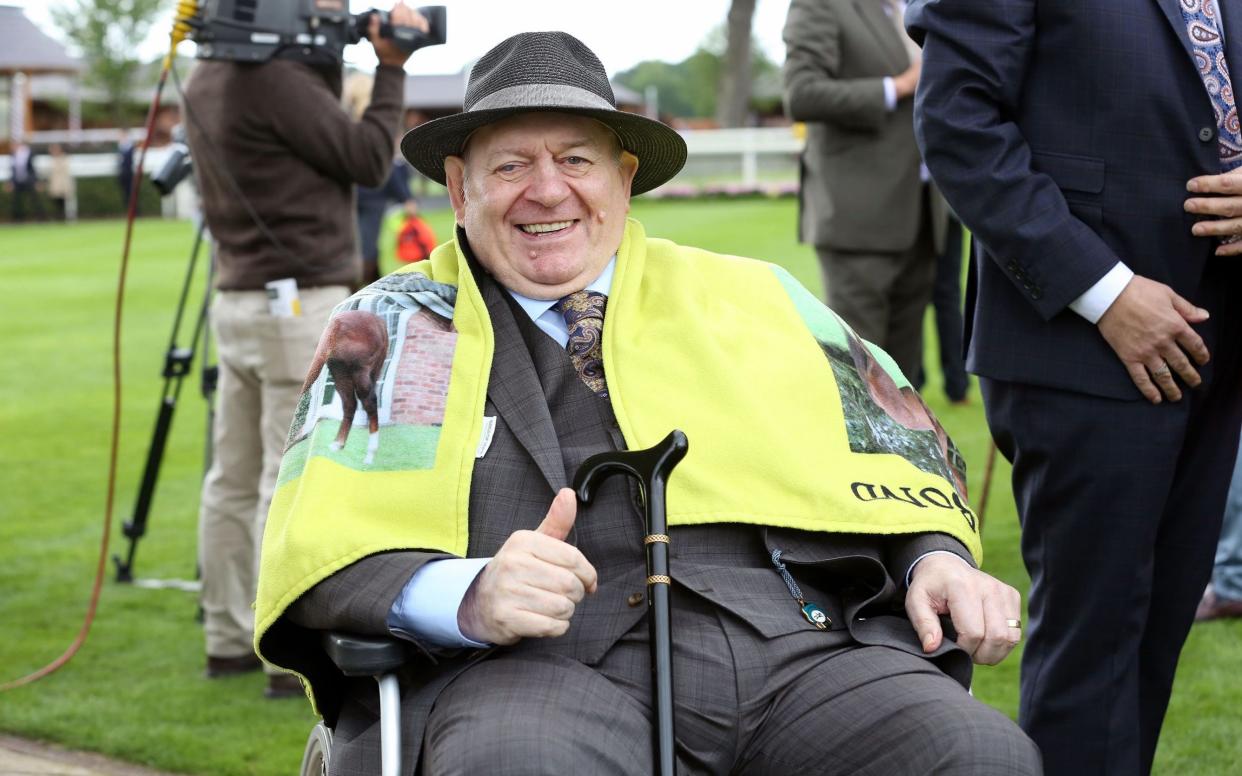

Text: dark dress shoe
xmin=1194 ymin=586 xmax=1242 ymax=622
xmin=265 ymin=673 xmax=304 ymax=700
xmin=205 ymin=653 xmax=263 ymax=678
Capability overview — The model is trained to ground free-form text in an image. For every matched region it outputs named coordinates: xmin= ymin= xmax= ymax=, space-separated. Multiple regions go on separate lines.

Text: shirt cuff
xmin=906 ymin=550 xmax=971 ymax=587
xmin=883 ymin=77 xmax=897 ymax=111
xmin=1068 ymin=262 xmax=1134 ymax=324
xmin=388 ymin=557 xmax=493 ymax=649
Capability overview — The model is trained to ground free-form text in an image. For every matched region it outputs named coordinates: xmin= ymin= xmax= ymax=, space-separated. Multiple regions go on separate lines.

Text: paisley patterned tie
xmin=1182 ymin=0 xmax=1241 ymax=242
xmin=553 ymin=290 xmax=609 ymax=398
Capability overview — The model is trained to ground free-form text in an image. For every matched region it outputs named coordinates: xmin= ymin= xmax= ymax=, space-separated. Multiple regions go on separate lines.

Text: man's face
xmin=444 ymin=112 xmax=639 ymax=300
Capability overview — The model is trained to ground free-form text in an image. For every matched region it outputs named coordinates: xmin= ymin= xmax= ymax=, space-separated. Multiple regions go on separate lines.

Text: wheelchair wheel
xmin=299 ymin=722 xmax=333 ymax=776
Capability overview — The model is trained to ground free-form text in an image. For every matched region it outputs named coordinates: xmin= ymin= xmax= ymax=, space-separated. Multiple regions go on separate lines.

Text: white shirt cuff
xmin=906 ymin=550 xmax=971 ymax=587
xmin=883 ymin=77 xmax=897 ymax=111
xmin=388 ymin=557 xmax=493 ymax=649
xmin=1068 ymin=262 xmax=1134 ymax=324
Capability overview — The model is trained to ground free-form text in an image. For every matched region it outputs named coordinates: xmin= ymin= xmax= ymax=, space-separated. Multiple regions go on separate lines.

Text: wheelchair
xmin=300 ymin=632 xmax=410 ymax=776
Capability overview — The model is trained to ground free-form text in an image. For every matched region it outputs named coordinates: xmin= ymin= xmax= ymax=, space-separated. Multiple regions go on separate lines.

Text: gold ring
xmin=1005 ymin=618 xmax=1022 ymax=629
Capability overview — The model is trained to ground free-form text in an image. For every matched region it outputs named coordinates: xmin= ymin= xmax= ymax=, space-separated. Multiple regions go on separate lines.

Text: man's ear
xmin=618 ymin=150 xmax=639 ymax=211
xmin=444 ymin=156 xmax=468 ymax=226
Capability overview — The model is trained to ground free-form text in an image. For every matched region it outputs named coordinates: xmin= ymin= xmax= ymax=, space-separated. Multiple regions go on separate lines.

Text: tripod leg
xmin=113 ymin=221 xmax=208 ymax=583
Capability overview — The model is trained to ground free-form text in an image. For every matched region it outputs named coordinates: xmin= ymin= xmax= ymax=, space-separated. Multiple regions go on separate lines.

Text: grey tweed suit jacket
xmin=264 ymin=256 xmax=974 ymax=774
xmin=783 ymin=0 xmax=951 ymax=255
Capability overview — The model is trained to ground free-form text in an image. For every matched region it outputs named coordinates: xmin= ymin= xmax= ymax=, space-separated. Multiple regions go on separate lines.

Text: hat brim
xmin=400 ymin=106 xmax=687 ymax=196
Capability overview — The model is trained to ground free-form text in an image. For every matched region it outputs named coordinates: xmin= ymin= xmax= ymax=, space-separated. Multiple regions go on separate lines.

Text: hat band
xmin=469 ymin=83 xmax=616 ymax=113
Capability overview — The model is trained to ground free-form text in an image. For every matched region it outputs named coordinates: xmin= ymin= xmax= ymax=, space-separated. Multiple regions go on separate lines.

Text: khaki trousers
xmin=198 ymin=285 xmax=348 ymax=662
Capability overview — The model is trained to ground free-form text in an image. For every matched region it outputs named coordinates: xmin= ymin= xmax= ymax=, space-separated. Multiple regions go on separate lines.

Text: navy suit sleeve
xmin=907 ymin=0 xmax=1120 ymax=320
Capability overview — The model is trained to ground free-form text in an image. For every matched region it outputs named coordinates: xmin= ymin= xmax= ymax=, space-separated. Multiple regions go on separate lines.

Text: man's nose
xmin=525 ymin=157 xmax=570 ymax=208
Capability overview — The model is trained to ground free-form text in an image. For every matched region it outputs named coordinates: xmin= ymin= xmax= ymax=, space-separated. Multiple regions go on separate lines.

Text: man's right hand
xmin=457 ymin=488 xmax=598 ymax=645
xmin=893 ymin=58 xmax=922 ymax=100
xmin=369 ymin=2 xmax=429 ymax=69
xmin=1096 ymin=275 xmax=1210 ymax=404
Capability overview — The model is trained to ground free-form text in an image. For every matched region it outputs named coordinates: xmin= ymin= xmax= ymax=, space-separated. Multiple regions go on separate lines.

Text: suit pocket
xmin=1030 ymin=150 xmax=1106 ymax=194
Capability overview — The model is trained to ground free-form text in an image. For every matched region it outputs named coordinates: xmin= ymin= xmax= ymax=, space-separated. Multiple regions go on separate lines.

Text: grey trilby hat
xmin=400 ymin=31 xmax=687 ymax=196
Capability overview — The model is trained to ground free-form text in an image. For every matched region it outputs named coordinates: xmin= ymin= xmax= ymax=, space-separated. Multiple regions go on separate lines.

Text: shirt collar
xmin=507 ymin=256 xmax=616 ymax=322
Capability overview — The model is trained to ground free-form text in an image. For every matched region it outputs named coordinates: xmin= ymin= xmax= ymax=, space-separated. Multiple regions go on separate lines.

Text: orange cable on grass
xmin=0 ymin=41 xmax=184 ymax=692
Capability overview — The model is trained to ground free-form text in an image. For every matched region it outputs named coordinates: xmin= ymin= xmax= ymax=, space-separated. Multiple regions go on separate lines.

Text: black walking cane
xmin=573 ymin=429 xmax=689 ymax=776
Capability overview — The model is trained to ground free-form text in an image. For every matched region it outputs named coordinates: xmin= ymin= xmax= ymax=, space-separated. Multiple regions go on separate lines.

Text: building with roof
xmin=0 ymin=4 xmax=83 ymax=151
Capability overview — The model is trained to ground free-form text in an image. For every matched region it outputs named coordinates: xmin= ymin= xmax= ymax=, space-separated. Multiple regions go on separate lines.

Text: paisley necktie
xmin=1182 ymin=0 xmax=1242 ymax=241
xmin=553 ymin=290 xmax=609 ymax=398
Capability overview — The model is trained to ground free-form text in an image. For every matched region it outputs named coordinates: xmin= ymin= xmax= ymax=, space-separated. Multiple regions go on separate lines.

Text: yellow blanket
xmin=256 ymin=218 xmax=981 ymax=656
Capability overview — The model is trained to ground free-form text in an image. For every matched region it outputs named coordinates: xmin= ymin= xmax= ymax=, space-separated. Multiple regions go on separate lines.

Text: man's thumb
xmin=908 ymin=599 xmax=944 ymax=653
xmin=536 ymin=488 xmax=578 ymax=541
xmin=1171 ymin=292 xmax=1209 ymax=322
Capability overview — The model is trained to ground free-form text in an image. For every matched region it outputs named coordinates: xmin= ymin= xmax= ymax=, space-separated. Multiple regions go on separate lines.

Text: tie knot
xmin=553 ymin=290 xmax=607 ymax=329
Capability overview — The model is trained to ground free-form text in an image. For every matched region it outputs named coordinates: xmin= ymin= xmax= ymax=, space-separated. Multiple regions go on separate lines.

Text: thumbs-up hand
xmin=457 ymin=489 xmax=599 ymax=645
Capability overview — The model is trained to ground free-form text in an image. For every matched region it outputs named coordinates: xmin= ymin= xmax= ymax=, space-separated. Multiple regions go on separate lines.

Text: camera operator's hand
xmin=370 ymin=2 xmax=429 ymax=68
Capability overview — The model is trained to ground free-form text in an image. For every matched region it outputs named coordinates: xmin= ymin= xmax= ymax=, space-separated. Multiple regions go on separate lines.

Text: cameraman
xmin=183 ymin=2 xmax=427 ymax=699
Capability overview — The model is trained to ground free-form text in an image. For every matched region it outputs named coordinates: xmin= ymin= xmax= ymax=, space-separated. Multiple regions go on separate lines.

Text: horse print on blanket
xmin=279 ymin=275 xmax=459 ymax=483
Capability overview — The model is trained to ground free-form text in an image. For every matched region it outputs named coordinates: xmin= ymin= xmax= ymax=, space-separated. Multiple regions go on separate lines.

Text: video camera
xmin=189 ymin=0 xmax=446 ymax=63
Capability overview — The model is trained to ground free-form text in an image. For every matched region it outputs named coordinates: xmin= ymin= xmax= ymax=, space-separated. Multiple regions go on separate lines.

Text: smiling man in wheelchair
xmin=254 ymin=31 xmax=1041 ymax=776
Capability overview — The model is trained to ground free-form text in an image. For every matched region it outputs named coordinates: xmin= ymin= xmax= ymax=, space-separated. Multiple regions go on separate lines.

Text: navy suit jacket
xmin=907 ymin=0 xmax=1239 ymax=399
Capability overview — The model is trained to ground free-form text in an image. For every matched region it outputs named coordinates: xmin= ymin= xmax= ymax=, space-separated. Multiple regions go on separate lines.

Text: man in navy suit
xmin=908 ymin=0 xmax=1242 ymax=772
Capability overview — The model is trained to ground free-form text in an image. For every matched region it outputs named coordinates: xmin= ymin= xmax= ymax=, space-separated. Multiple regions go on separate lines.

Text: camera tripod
xmin=113 ymin=218 xmax=217 ymax=583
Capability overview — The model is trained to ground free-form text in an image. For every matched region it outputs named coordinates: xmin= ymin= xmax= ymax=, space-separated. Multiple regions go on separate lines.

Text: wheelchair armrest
xmin=322 ymin=632 xmax=411 ymax=678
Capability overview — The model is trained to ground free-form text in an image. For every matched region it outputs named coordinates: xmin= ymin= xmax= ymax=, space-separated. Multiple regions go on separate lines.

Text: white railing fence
xmin=1 ymin=127 xmax=806 ymax=218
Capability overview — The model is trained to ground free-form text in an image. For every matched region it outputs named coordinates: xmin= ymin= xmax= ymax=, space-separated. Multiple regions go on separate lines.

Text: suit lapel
xmin=1152 ymin=0 xmax=1203 ymax=72
xmin=853 ymin=0 xmax=908 ymax=73
xmin=475 ymin=268 xmax=568 ymax=494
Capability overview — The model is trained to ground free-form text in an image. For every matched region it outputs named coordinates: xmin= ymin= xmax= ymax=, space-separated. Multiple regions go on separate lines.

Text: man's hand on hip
xmin=1096 ymin=276 xmax=1210 ymax=404
xmin=369 ymin=2 xmax=429 ymax=69
xmin=893 ymin=58 xmax=922 ymax=100
xmin=457 ymin=488 xmax=598 ymax=645
xmin=905 ymin=554 xmax=1022 ymax=665
xmin=1186 ymin=170 xmax=1242 ymax=256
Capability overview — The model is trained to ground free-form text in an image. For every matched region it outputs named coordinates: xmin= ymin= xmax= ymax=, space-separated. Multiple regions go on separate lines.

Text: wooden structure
xmin=0 ymin=4 xmax=82 ymax=152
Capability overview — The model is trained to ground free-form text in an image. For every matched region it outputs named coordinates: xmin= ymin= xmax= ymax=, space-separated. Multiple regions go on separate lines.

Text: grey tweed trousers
xmin=422 ymin=587 xmax=1040 ymax=775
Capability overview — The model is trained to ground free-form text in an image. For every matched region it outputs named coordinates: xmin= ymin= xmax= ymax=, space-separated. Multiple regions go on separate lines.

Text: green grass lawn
xmin=1 ymin=200 xmax=1239 ymax=774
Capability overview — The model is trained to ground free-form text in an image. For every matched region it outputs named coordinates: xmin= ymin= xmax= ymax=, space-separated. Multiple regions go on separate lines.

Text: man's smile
xmin=517 ymin=220 xmax=577 ymax=236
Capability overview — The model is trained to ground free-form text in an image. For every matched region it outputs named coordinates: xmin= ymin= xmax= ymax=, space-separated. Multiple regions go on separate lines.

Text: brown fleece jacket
xmin=183 ymin=58 xmax=405 ymax=291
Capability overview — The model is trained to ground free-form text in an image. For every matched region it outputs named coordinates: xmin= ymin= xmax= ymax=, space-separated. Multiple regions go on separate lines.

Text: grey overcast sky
xmin=10 ymin=0 xmax=793 ymax=76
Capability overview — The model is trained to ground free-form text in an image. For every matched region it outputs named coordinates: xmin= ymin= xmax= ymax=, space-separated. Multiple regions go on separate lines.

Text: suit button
xmin=1030 ymin=289 xmax=1043 ymax=300
xmin=627 ymin=592 xmax=645 ymax=607
xmin=1200 ymin=126 xmax=1216 ymax=143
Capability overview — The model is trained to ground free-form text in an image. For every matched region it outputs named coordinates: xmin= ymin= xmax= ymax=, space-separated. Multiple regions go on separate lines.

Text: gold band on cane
xmin=647 ymin=575 xmax=671 ymax=586
xmin=644 ymin=534 xmax=670 ymax=545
